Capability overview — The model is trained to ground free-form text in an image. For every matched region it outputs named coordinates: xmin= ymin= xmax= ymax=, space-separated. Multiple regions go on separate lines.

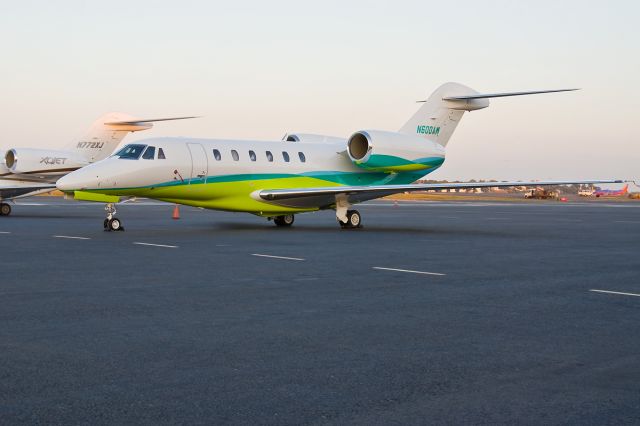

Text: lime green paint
xmin=73 ymin=190 xmax=120 ymax=203
xmin=88 ymin=175 xmax=345 ymax=215
xmin=77 ymin=166 xmax=441 ymax=215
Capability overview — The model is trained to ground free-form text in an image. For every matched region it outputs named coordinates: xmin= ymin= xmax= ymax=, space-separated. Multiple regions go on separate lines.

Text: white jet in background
xmin=0 ymin=113 xmax=195 ymax=216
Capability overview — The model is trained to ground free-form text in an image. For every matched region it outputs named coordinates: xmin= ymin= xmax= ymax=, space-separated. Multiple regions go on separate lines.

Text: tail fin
xmin=67 ymin=112 xmax=197 ymax=163
xmin=399 ymin=82 xmax=578 ymax=147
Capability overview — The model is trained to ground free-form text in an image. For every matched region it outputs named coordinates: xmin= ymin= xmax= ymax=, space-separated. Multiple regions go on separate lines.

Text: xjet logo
xmin=416 ymin=125 xmax=440 ymax=136
xmin=40 ymin=157 xmax=67 ymax=165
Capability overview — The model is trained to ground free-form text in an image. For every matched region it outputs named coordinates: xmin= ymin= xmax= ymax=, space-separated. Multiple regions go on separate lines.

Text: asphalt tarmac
xmin=1 ymin=198 xmax=639 ymax=425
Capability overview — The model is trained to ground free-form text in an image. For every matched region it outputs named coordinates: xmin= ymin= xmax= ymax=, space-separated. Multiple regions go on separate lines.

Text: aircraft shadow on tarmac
xmin=211 ymin=221 xmax=522 ymax=238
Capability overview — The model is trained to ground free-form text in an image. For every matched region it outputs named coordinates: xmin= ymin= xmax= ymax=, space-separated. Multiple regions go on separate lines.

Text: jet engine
xmin=0 ymin=150 xmax=8 ymax=174
xmin=4 ymin=148 xmax=87 ymax=175
xmin=346 ymin=130 xmax=445 ymax=172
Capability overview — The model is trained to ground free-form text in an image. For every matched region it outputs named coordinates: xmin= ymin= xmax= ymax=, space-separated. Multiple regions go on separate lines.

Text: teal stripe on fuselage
xmin=91 ymin=167 xmax=441 ymax=193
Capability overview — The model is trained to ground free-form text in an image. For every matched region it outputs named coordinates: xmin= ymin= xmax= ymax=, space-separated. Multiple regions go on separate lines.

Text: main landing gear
xmin=338 ymin=210 xmax=362 ymax=229
xmin=335 ymin=195 xmax=362 ymax=229
xmin=104 ymin=203 xmax=124 ymax=232
xmin=273 ymin=214 xmax=295 ymax=227
xmin=0 ymin=202 xmax=11 ymax=216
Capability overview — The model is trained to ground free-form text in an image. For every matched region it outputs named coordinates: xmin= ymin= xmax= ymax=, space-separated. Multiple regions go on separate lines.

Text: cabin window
xmin=282 ymin=151 xmax=290 ymax=162
xmin=266 ymin=151 xmax=274 ymax=162
xmin=142 ymin=146 xmax=156 ymax=160
xmin=249 ymin=150 xmax=256 ymax=161
xmin=213 ymin=149 xmax=221 ymax=161
xmin=298 ymin=152 xmax=306 ymax=163
xmin=115 ymin=144 xmax=146 ymax=160
xmin=231 ymin=150 xmax=239 ymax=161
xmin=158 ymin=148 xmax=166 ymax=159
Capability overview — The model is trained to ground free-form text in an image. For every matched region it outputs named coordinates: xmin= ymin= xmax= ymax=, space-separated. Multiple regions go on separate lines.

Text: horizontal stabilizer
xmin=104 ymin=116 xmax=199 ymax=125
xmin=442 ymin=88 xmax=579 ymax=101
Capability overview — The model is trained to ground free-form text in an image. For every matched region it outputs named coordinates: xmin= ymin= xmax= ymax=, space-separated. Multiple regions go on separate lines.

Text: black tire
xmin=340 ymin=210 xmax=362 ymax=229
xmin=0 ymin=203 xmax=11 ymax=216
xmin=274 ymin=214 xmax=294 ymax=227
xmin=108 ymin=218 xmax=123 ymax=231
xmin=347 ymin=210 xmax=361 ymax=228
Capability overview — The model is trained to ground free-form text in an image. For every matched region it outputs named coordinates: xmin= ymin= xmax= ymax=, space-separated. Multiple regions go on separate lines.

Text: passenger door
xmin=187 ymin=143 xmax=208 ymax=184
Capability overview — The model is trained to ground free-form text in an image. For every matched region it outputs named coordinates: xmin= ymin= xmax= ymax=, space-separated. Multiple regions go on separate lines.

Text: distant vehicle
xmin=524 ymin=188 xmax=559 ymax=200
xmin=578 ymin=188 xmax=595 ymax=196
xmin=594 ymin=184 xmax=629 ymax=197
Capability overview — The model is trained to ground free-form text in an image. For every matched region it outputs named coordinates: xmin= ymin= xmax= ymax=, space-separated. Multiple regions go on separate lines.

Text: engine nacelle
xmin=0 ymin=150 xmax=8 ymax=174
xmin=283 ymin=133 xmax=345 ymax=144
xmin=4 ymin=148 xmax=87 ymax=175
xmin=347 ymin=130 xmax=445 ymax=172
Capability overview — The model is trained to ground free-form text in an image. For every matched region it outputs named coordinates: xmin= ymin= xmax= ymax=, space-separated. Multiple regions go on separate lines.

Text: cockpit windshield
xmin=115 ymin=144 xmax=147 ymax=160
xmin=142 ymin=146 xmax=156 ymax=159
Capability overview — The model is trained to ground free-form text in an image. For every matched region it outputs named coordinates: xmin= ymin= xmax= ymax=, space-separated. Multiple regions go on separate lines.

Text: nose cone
xmin=57 ymin=167 xmax=96 ymax=191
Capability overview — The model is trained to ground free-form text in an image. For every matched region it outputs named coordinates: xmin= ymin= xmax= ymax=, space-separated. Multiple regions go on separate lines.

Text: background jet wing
xmin=0 ymin=182 xmax=57 ymax=199
xmin=256 ymin=180 xmax=624 ymax=209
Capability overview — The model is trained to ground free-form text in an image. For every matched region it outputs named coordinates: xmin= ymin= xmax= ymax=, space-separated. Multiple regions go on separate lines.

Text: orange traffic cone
xmin=172 ymin=204 xmax=180 ymax=219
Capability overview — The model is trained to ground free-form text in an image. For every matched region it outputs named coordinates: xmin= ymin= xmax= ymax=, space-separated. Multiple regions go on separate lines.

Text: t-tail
xmin=399 ymin=82 xmax=578 ymax=147
xmin=67 ymin=113 xmax=197 ymax=163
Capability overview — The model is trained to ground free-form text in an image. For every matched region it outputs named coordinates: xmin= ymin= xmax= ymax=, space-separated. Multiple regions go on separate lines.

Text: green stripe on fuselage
xmin=356 ymin=155 xmax=444 ymax=172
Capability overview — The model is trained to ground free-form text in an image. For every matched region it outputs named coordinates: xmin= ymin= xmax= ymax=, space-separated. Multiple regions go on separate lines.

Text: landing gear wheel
xmin=340 ymin=210 xmax=362 ymax=229
xmin=274 ymin=214 xmax=295 ymax=227
xmin=107 ymin=218 xmax=123 ymax=232
xmin=0 ymin=203 xmax=11 ymax=216
xmin=103 ymin=202 xmax=124 ymax=231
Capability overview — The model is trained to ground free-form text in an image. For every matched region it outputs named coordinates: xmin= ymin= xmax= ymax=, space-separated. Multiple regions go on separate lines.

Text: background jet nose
xmin=57 ymin=169 xmax=94 ymax=191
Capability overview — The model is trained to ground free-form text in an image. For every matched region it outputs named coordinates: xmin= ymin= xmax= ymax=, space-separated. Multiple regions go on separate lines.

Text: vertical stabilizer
xmin=399 ymin=82 xmax=489 ymax=147
xmin=67 ymin=113 xmax=197 ymax=163
xmin=67 ymin=112 xmax=150 ymax=163
xmin=399 ymin=83 xmax=577 ymax=148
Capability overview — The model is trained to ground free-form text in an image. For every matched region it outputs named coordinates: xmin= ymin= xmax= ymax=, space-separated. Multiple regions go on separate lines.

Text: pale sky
xmin=1 ymin=0 xmax=638 ymax=182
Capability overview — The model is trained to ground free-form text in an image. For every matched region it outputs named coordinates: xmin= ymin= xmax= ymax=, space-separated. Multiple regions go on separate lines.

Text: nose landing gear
xmin=104 ymin=203 xmax=124 ymax=231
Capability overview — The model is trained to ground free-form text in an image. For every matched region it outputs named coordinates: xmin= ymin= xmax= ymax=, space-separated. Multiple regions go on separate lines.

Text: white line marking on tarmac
xmin=133 ymin=242 xmax=178 ymax=248
xmin=251 ymin=254 xmax=305 ymax=261
xmin=0 ymin=231 xmax=10 ymax=234
xmin=590 ymin=289 xmax=640 ymax=298
xmin=53 ymin=235 xmax=90 ymax=240
xmin=614 ymin=220 xmax=640 ymax=224
xmin=216 ymin=244 xmax=231 ymax=247
xmin=373 ymin=267 xmax=446 ymax=276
